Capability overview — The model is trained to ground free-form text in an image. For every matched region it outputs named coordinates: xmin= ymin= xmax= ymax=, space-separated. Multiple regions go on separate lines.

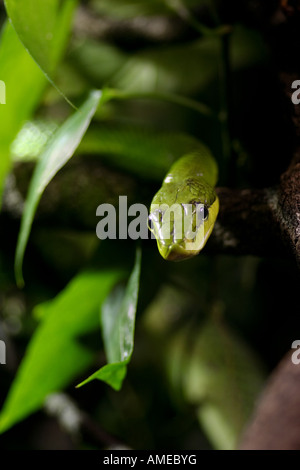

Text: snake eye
xmin=198 ymin=205 xmax=208 ymax=221
xmin=148 ymin=209 xmax=163 ymax=230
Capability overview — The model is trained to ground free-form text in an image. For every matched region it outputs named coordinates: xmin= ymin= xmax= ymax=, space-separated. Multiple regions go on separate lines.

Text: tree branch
xmin=1 ymin=158 xmax=297 ymax=264
xmin=208 ymin=186 xmax=288 ymax=258
xmin=238 ymin=351 xmax=300 ymax=450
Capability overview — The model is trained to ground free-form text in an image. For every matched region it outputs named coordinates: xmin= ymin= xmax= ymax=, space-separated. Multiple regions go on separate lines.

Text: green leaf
xmin=11 ymin=120 xmax=58 ymax=162
xmin=78 ymin=125 xmax=209 ymax=181
xmin=0 ymin=22 xmax=47 ymax=201
xmin=102 ymin=247 xmax=141 ymax=365
xmin=77 ymin=247 xmax=142 ymax=390
xmin=15 ymin=90 xmax=101 ymax=286
xmin=68 ymin=39 xmax=127 ymax=88
xmin=4 ymin=0 xmax=77 ymax=94
xmin=0 ymin=268 xmax=124 ymax=434
xmin=77 ymin=362 xmax=127 ymax=392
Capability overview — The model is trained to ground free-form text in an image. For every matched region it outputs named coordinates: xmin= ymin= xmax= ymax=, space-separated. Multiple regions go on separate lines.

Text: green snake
xmin=76 ymin=125 xmax=219 ymax=260
xmin=149 ymin=146 xmax=219 ymax=261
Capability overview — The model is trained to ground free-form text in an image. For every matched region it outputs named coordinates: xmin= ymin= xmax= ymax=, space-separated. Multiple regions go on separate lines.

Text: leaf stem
xmin=104 ymin=88 xmax=217 ymax=119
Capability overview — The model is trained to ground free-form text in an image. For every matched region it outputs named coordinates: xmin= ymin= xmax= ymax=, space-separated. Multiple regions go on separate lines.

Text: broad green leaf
xmin=167 ymin=317 xmax=265 ymax=450
xmin=77 ymin=248 xmax=141 ymax=391
xmin=11 ymin=120 xmax=58 ymax=162
xmin=78 ymin=125 xmax=209 ymax=181
xmin=68 ymin=39 xmax=127 ymax=88
xmin=0 ymin=268 xmax=124 ymax=434
xmin=15 ymin=90 xmax=101 ymax=286
xmin=102 ymin=247 xmax=141 ymax=364
xmin=0 ymin=22 xmax=47 ymax=201
xmin=4 ymin=0 xmax=76 ymax=87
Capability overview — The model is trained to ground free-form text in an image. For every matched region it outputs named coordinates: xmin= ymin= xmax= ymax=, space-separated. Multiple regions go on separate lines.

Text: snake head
xmin=148 ymin=180 xmax=219 ymax=261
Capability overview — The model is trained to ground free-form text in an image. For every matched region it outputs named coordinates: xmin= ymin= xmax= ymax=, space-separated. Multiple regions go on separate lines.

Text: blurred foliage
xmin=0 ymin=0 xmax=300 ymax=451
xmin=0 ymin=22 xmax=46 ymax=200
